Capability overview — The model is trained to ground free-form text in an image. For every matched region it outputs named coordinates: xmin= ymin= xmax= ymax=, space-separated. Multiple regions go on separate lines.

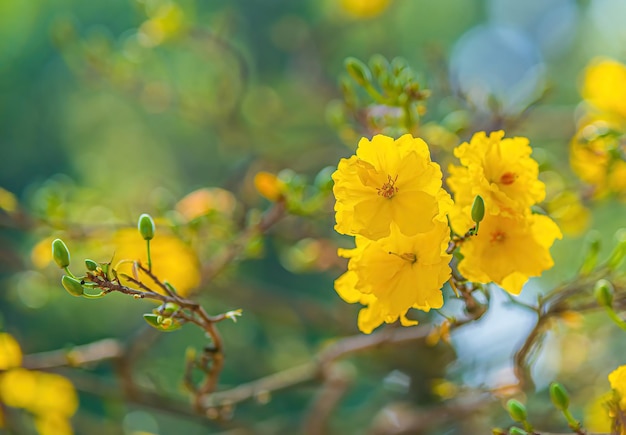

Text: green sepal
xmin=344 ymin=57 xmax=372 ymax=87
xmin=61 ymin=275 xmax=84 ymax=297
xmin=506 ymin=399 xmax=527 ymax=422
xmin=138 ymin=213 xmax=156 ymax=240
xmin=52 ymin=239 xmax=71 ymax=269
xmin=143 ymin=313 xmax=181 ymax=332
xmin=549 ymin=382 xmax=570 ymax=411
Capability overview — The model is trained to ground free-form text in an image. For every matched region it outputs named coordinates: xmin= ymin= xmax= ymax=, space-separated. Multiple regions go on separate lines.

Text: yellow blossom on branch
xmin=340 ymin=0 xmax=391 ymax=19
xmin=333 ymin=134 xmax=444 ymax=240
xmin=610 ymin=365 xmax=626 ymax=411
xmin=335 ymin=219 xmax=452 ymax=333
xmin=447 ymin=130 xmax=545 ymax=216
xmin=0 ymin=333 xmax=22 ymax=370
xmin=582 ymin=58 xmax=626 ymax=120
xmin=456 ymin=210 xmax=562 ymax=295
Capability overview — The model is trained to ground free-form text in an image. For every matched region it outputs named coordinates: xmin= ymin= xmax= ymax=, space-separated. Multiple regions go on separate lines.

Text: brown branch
xmin=22 ymin=338 xmax=124 ymax=370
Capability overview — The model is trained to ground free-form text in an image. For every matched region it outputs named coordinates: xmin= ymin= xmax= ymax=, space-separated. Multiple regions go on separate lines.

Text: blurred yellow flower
xmin=456 ymin=211 xmax=562 ymax=295
xmin=31 ymin=237 xmax=54 ymax=269
xmin=610 ymin=365 xmax=626 ymax=410
xmin=138 ymin=2 xmax=185 ymax=47
xmin=175 ymin=187 xmax=237 ymax=221
xmin=447 ymin=130 xmax=545 ymax=216
xmin=0 ymin=187 xmax=17 ymax=213
xmin=340 ymin=0 xmax=391 ymax=19
xmin=584 ymin=391 xmax=613 ymax=433
xmin=333 ymin=134 xmax=444 ymax=240
xmin=335 ymin=220 xmax=451 ymax=333
xmin=254 ymin=171 xmax=285 ymax=202
xmin=112 ymin=228 xmax=200 ymax=297
xmin=0 ymin=368 xmax=38 ymax=409
xmin=0 ymin=333 xmax=22 ymax=370
xmin=570 ymin=121 xmax=626 ymax=199
xmin=35 ymin=413 xmax=74 ymax=435
xmin=582 ymin=58 xmax=626 ymax=119
xmin=546 ymin=191 xmax=591 ymax=236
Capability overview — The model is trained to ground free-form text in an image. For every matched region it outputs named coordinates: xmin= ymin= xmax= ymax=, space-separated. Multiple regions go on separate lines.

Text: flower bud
xmin=580 ymin=230 xmax=601 ymax=275
xmin=594 ymin=279 xmax=614 ymax=308
xmin=549 ymin=382 xmax=570 ymax=411
xmin=471 ymin=195 xmax=485 ymax=224
xmin=507 ymin=399 xmax=527 ymax=422
xmin=509 ymin=428 xmax=528 ymax=435
xmin=85 ymin=259 xmax=98 ymax=271
xmin=52 ymin=239 xmax=71 ymax=269
xmin=607 ymin=228 xmax=626 ymax=270
xmin=137 ymin=213 xmax=155 ymax=240
xmin=344 ymin=57 xmax=372 ymax=87
xmin=61 ymin=275 xmax=84 ymax=297
xmin=143 ymin=313 xmax=181 ymax=332
xmin=368 ymin=54 xmax=389 ymax=78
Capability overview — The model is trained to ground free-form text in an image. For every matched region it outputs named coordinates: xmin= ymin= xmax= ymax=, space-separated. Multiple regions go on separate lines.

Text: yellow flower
xmin=340 ymin=0 xmax=391 ymax=19
xmin=333 ymin=134 xmax=444 ymax=240
xmin=254 ymin=171 xmax=285 ymax=202
xmin=335 ymin=219 xmax=451 ymax=333
xmin=175 ymin=187 xmax=236 ymax=221
xmin=584 ymin=391 xmax=614 ymax=433
xmin=0 ymin=333 xmax=22 ymax=370
xmin=447 ymin=130 xmax=545 ymax=216
xmin=582 ymin=58 xmax=626 ymax=120
xmin=35 ymin=413 xmax=74 ymax=435
xmin=570 ymin=120 xmax=626 ymax=198
xmin=546 ymin=191 xmax=590 ymax=236
xmin=610 ymin=365 xmax=626 ymax=410
xmin=456 ymin=210 xmax=562 ymax=295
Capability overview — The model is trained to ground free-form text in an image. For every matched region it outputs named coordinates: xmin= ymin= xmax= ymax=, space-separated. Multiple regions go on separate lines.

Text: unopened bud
xmin=368 ymin=54 xmax=389 ymax=78
xmin=85 ymin=259 xmax=98 ymax=271
xmin=61 ymin=275 xmax=84 ymax=297
xmin=471 ymin=195 xmax=485 ymax=224
xmin=608 ymin=228 xmax=626 ymax=270
xmin=507 ymin=399 xmax=527 ymax=422
xmin=344 ymin=57 xmax=371 ymax=86
xmin=549 ymin=382 xmax=570 ymax=411
xmin=594 ymin=279 xmax=614 ymax=308
xmin=52 ymin=239 xmax=71 ymax=268
xmin=509 ymin=428 xmax=528 ymax=435
xmin=138 ymin=213 xmax=155 ymax=240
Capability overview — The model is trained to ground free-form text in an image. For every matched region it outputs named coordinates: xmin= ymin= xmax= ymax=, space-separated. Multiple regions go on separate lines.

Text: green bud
xmin=509 ymin=428 xmax=528 ymax=435
xmin=61 ymin=275 xmax=84 ymax=297
xmin=163 ymin=281 xmax=178 ymax=295
xmin=580 ymin=230 xmax=601 ymax=275
xmin=158 ymin=302 xmax=180 ymax=316
xmin=549 ymin=382 xmax=570 ymax=411
xmin=390 ymin=57 xmax=408 ymax=76
xmin=344 ymin=57 xmax=372 ymax=87
xmin=607 ymin=228 xmax=626 ymax=270
xmin=138 ymin=213 xmax=155 ymax=240
xmin=314 ymin=166 xmax=335 ymax=193
xmin=471 ymin=195 xmax=485 ymax=224
xmin=52 ymin=239 xmax=71 ymax=269
xmin=368 ymin=54 xmax=389 ymax=78
xmin=594 ymin=279 xmax=614 ymax=308
xmin=85 ymin=259 xmax=98 ymax=271
xmin=506 ymin=399 xmax=527 ymax=422
xmin=143 ymin=313 xmax=181 ymax=332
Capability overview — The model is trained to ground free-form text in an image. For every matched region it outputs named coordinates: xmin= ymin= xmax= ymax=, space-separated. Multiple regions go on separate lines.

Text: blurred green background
xmin=1 ymin=0 xmax=626 ymax=433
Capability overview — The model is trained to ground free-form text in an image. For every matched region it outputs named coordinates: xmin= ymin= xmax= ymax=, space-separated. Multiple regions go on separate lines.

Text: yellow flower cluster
xmin=571 ymin=58 xmax=626 ymax=199
xmin=447 ymin=131 xmax=562 ymax=295
xmin=585 ymin=364 xmax=626 ymax=434
xmin=0 ymin=333 xmax=78 ymax=435
xmin=333 ymin=135 xmax=452 ymax=333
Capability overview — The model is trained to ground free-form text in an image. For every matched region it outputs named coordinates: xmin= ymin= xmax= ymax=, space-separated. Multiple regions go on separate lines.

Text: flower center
xmin=389 ymin=251 xmax=417 ymax=263
xmin=377 ymin=174 xmax=398 ymax=199
xmin=499 ymin=172 xmax=517 ymax=185
xmin=490 ymin=230 xmax=506 ymax=244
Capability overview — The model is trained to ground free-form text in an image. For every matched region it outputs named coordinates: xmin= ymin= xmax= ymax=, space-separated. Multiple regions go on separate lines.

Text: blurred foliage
xmin=1 ymin=0 xmax=626 ymax=434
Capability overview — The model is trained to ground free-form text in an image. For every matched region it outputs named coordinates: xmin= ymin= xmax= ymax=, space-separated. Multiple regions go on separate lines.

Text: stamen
xmin=389 ymin=251 xmax=417 ymax=263
xmin=490 ymin=231 xmax=506 ymax=244
xmin=377 ymin=174 xmax=399 ymax=199
xmin=499 ymin=172 xmax=517 ymax=185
